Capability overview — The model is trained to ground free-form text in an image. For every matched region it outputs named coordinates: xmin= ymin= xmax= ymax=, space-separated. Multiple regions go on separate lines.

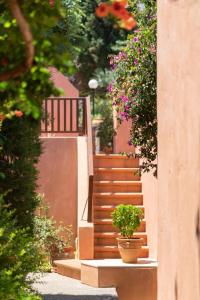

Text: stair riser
xmin=94 ymin=157 xmax=139 ymax=168
xmin=94 ymin=236 xmax=147 ymax=246
xmin=94 ymin=184 xmax=142 ymax=193
xmin=94 ymin=171 xmax=140 ymax=181
xmin=94 ymin=207 xmax=144 ymax=219
xmin=94 ymin=196 xmax=143 ymax=206
xmin=94 ymin=222 xmax=146 ymax=233
xmin=94 ymin=248 xmax=149 ymax=259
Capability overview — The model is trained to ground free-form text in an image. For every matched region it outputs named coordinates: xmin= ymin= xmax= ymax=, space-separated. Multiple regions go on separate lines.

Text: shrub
xmin=97 ymin=103 xmax=115 ymax=151
xmin=34 ymin=194 xmax=73 ymax=267
xmin=108 ymin=0 xmax=157 ymax=175
xmin=0 ymin=196 xmax=42 ymax=300
xmin=0 ymin=116 xmax=41 ymax=232
xmin=112 ymin=204 xmax=144 ymax=239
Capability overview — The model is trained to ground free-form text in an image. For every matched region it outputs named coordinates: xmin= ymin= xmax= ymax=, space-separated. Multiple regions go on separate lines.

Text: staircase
xmin=93 ymin=154 xmax=149 ymax=259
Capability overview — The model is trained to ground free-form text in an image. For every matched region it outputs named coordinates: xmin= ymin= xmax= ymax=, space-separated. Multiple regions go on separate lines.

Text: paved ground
xmin=31 ymin=273 xmax=118 ymax=300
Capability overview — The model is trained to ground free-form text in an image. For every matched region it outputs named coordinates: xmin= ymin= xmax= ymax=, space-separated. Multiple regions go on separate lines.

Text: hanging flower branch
xmin=96 ymin=0 xmax=137 ymax=31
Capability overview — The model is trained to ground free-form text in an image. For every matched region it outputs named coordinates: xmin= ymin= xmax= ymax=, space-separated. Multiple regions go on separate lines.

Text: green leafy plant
xmin=34 ymin=195 xmax=73 ymax=266
xmin=0 ymin=196 xmax=42 ymax=300
xmin=97 ymin=102 xmax=115 ymax=150
xmin=112 ymin=204 xmax=143 ymax=239
xmin=108 ymin=0 xmax=157 ymax=175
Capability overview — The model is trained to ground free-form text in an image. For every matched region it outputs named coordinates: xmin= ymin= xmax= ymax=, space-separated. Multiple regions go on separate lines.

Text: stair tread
xmin=94 ymin=167 xmax=139 ymax=171
xmin=94 ymin=192 xmax=143 ymax=196
xmin=95 ymin=245 xmax=149 ymax=252
xmin=94 ymin=218 xmax=146 ymax=224
xmin=94 ymin=205 xmax=144 ymax=211
xmin=94 ymin=181 xmax=141 ymax=184
xmin=94 ymin=232 xmax=147 ymax=238
xmin=94 ymin=154 xmax=137 ymax=159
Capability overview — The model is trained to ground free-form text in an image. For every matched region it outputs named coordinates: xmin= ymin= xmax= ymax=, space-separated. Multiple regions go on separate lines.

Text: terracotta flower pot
xmin=117 ymin=237 xmax=143 ymax=263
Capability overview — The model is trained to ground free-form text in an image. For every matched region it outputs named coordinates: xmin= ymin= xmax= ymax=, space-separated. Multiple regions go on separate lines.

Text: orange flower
xmin=15 ymin=110 xmax=23 ymax=117
xmin=110 ymin=1 xmax=125 ymax=18
xmin=0 ymin=114 xmax=5 ymax=121
xmin=115 ymin=0 xmax=128 ymax=7
xmin=122 ymin=17 xmax=137 ymax=30
xmin=96 ymin=3 xmax=110 ymax=18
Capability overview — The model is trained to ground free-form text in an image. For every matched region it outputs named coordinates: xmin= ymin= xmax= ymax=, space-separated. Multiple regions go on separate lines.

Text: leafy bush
xmin=112 ymin=204 xmax=144 ymax=239
xmin=34 ymin=195 xmax=73 ymax=267
xmin=0 ymin=196 xmax=42 ymax=300
xmin=97 ymin=103 xmax=115 ymax=151
xmin=108 ymin=0 xmax=157 ymax=175
xmin=0 ymin=116 xmax=41 ymax=232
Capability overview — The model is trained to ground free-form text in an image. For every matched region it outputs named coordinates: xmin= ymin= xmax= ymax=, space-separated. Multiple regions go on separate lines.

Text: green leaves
xmin=108 ymin=1 xmax=157 ymax=175
xmin=112 ymin=204 xmax=144 ymax=238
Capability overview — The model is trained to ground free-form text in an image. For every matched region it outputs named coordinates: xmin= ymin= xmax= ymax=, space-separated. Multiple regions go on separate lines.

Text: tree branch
xmin=0 ymin=0 xmax=34 ymax=81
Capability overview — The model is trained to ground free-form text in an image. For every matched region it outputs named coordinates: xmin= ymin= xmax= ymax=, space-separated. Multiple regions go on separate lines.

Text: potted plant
xmin=112 ymin=204 xmax=144 ymax=263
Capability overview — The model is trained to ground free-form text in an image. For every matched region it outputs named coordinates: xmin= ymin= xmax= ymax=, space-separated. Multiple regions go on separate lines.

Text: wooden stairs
xmin=93 ymin=154 xmax=149 ymax=259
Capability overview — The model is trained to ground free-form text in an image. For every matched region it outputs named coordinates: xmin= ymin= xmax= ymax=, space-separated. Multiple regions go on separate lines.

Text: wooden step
xmin=93 ymin=205 xmax=144 ymax=219
xmin=94 ymin=181 xmax=142 ymax=193
xmin=94 ymin=232 xmax=147 ymax=246
xmin=94 ymin=245 xmax=149 ymax=259
xmin=94 ymin=154 xmax=139 ymax=168
xmin=93 ymin=192 xmax=143 ymax=206
xmin=94 ymin=219 xmax=146 ymax=233
xmin=54 ymin=259 xmax=81 ymax=280
xmin=94 ymin=167 xmax=140 ymax=181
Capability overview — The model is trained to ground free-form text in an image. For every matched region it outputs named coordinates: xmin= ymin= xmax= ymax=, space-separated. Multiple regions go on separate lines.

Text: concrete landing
xmin=81 ymin=259 xmax=157 ymax=300
xmin=54 ymin=258 xmax=157 ymax=300
xmin=54 ymin=259 xmax=81 ymax=280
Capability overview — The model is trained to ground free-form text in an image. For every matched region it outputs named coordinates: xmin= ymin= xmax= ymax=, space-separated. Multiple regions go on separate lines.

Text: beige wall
xmin=158 ymin=1 xmax=200 ymax=299
xmin=77 ymin=137 xmax=89 ymax=225
xmin=142 ymin=171 xmax=158 ymax=259
xmin=37 ymin=137 xmax=78 ymax=243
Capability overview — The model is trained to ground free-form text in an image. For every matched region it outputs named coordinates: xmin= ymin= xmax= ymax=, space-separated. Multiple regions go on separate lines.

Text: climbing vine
xmin=108 ymin=0 xmax=157 ymax=175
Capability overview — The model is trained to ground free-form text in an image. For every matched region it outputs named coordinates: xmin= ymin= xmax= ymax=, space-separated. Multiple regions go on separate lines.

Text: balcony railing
xmin=41 ymin=97 xmax=87 ymax=135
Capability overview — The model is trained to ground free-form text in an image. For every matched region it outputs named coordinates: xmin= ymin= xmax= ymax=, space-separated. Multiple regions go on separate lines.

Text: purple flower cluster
xmin=121 ymin=95 xmax=129 ymax=102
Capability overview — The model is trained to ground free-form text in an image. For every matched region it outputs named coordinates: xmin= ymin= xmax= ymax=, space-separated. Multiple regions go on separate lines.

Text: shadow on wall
xmin=43 ymin=295 xmax=118 ymax=300
xmin=174 ymin=275 xmax=178 ymax=300
xmin=196 ymin=207 xmax=200 ymax=295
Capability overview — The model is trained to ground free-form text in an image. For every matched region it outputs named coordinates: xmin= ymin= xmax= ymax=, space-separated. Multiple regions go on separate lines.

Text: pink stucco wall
xmin=142 ymin=171 xmax=158 ymax=259
xmin=113 ymin=115 xmax=135 ymax=153
xmin=49 ymin=67 xmax=79 ymax=98
xmin=157 ymin=1 xmax=200 ymax=299
xmin=37 ymin=138 xmax=78 ymax=243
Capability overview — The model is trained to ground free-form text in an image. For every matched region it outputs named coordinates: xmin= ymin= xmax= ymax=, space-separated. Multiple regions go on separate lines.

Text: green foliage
xmin=97 ymin=102 xmax=115 ymax=150
xmin=0 ymin=0 xmax=76 ymax=117
xmin=108 ymin=0 xmax=157 ymax=175
xmin=0 ymin=196 xmax=42 ymax=300
xmin=0 ymin=116 xmax=41 ymax=232
xmin=34 ymin=194 xmax=73 ymax=266
xmin=112 ymin=204 xmax=144 ymax=239
xmin=72 ymin=0 xmax=128 ymax=93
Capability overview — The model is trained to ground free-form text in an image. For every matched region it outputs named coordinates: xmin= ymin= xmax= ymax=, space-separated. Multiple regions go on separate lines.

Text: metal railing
xmin=41 ymin=97 xmax=87 ymax=135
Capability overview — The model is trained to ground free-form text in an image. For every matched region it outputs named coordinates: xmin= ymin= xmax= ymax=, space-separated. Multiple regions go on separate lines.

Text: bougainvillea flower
xmin=1 ymin=57 xmax=8 ymax=66
xmin=122 ymin=17 xmax=137 ymax=30
xmin=15 ymin=110 xmax=23 ymax=117
xmin=121 ymin=95 xmax=129 ymax=102
xmin=96 ymin=3 xmax=110 ymax=18
xmin=49 ymin=0 xmax=55 ymax=7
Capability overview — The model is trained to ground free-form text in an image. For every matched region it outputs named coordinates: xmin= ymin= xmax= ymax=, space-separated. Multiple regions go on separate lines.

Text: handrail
xmin=41 ymin=97 xmax=87 ymax=135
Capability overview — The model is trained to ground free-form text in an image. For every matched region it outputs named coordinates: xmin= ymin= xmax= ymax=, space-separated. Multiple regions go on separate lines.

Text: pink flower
xmin=121 ymin=95 xmax=128 ymax=102
xmin=15 ymin=110 xmax=23 ymax=117
xmin=50 ymin=0 xmax=55 ymax=7
xmin=107 ymin=84 xmax=113 ymax=92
